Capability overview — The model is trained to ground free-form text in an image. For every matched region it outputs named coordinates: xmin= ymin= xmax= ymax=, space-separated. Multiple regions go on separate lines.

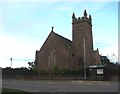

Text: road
xmin=2 ymin=79 xmax=119 ymax=93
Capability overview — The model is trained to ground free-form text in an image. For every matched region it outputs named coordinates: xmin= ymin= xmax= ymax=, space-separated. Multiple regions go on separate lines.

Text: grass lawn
xmin=2 ymin=88 xmax=33 ymax=94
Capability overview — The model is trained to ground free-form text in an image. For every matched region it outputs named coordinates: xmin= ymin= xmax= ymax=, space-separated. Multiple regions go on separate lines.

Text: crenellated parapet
xmin=72 ymin=10 xmax=92 ymax=25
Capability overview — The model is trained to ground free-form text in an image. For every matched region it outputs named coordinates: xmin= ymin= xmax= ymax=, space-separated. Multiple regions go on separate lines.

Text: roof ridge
xmin=53 ymin=31 xmax=72 ymax=42
xmin=39 ymin=31 xmax=72 ymax=51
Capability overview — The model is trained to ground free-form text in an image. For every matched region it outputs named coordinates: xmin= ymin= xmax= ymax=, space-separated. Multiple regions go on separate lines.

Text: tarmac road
xmin=2 ymin=79 xmax=119 ymax=93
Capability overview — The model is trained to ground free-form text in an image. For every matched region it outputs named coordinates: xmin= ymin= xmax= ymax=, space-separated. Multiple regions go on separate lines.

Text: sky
xmin=0 ymin=0 xmax=119 ymax=68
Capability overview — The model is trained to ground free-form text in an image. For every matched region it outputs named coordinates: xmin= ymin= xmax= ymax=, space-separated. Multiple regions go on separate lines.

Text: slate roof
xmin=39 ymin=31 xmax=72 ymax=51
xmin=52 ymin=31 xmax=72 ymax=47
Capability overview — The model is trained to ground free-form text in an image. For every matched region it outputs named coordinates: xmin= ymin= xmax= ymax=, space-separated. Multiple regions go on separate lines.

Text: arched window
xmin=48 ymin=49 xmax=57 ymax=67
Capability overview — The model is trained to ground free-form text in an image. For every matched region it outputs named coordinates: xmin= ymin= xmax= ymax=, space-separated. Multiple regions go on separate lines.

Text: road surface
xmin=2 ymin=79 xmax=119 ymax=93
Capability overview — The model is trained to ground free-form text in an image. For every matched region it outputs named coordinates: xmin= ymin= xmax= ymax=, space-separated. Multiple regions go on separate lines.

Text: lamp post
xmin=84 ymin=37 xmax=86 ymax=80
xmin=82 ymin=23 xmax=86 ymax=80
xmin=10 ymin=58 xmax=12 ymax=68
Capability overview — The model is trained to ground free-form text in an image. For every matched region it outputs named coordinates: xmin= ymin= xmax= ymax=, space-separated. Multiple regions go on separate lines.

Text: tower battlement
xmin=72 ymin=10 xmax=92 ymax=25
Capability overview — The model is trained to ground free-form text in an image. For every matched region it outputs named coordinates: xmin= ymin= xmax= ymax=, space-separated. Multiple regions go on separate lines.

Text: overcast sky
xmin=0 ymin=0 xmax=119 ymax=68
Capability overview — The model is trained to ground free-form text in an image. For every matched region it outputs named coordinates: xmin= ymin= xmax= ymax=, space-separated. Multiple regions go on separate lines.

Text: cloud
xmin=0 ymin=2 xmax=56 ymax=68
xmin=56 ymin=6 xmax=72 ymax=11
xmin=1 ymin=0 xmax=120 ymax=2
xmin=99 ymin=42 xmax=118 ymax=62
xmin=0 ymin=2 xmax=118 ymax=68
xmin=54 ymin=3 xmax=74 ymax=12
xmin=94 ymin=42 xmax=118 ymax=62
xmin=94 ymin=42 xmax=112 ymax=49
xmin=1 ymin=0 xmax=61 ymax=2
xmin=0 ymin=34 xmax=41 ymax=68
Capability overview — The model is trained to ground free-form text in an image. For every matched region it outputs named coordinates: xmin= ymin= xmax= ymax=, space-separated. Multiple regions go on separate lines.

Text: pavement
xmin=2 ymin=79 xmax=119 ymax=93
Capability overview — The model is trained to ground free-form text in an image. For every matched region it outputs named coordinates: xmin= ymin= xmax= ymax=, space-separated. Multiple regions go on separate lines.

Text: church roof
xmin=52 ymin=31 xmax=72 ymax=47
xmin=39 ymin=31 xmax=72 ymax=51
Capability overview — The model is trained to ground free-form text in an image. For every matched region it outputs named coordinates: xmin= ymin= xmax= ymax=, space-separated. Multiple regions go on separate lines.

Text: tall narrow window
xmin=48 ymin=49 xmax=56 ymax=67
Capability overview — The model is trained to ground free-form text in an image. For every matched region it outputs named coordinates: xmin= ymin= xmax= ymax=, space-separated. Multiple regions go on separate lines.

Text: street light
xmin=82 ymin=23 xmax=86 ymax=80
xmin=84 ymin=37 xmax=86 ymax=80
xmin=10 ymin=58 xmax=12 ymax=68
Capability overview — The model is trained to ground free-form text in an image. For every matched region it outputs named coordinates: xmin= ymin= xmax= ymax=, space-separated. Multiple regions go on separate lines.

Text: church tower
xmin=72 ymin=10 xmax=94 ymax=67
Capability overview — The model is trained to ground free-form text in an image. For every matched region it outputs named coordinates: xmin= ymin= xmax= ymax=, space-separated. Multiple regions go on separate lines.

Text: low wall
xmin=3 ymin=75 xmax=85 ymax=80
xmin=2 ymin=75 xmax=119 ymax=81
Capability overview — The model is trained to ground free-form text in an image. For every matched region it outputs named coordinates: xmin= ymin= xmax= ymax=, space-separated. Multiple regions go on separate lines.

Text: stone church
xmin=35 ymin=10 xmax=101 ymax=72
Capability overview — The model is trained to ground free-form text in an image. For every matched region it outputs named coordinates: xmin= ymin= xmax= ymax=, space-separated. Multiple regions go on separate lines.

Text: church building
xmin=35 ymin=10 xmax=101 ymax=72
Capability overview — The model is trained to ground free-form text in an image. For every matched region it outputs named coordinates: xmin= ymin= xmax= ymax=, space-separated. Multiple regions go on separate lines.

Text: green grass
xmin=2 ymin=88 xmax=33 ymax=94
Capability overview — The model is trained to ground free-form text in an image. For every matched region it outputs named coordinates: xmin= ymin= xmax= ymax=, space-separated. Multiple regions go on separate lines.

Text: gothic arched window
xmin=48 ymin=48 xmax=57 ymax=67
